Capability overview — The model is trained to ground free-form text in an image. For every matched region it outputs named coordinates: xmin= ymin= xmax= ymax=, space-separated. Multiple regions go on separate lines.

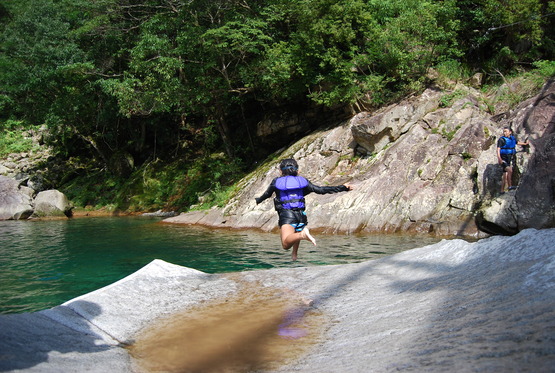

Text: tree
xmin=0 ymin=0 xmax=86 ymax=121
xmin=254 ymin=0 xmax=461 ymax=108
xmin=454 ymin=0 xmax=554 ymax=71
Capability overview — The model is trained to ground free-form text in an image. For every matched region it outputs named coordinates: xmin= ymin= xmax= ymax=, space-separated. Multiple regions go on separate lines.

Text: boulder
xmin=0 ymin=175 xmax=34 ymax=220
xmin=0 ymin=164 xmax=10 ymax=176
xmin=32 ymin=190 xmax=73 ymax=218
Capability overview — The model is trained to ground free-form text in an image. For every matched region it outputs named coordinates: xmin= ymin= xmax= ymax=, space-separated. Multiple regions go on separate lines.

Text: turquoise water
xmin=0 ymin=216 xmax=441 ymax=314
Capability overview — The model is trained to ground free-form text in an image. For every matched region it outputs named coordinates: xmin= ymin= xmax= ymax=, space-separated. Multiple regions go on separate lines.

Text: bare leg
xmin=506 ymin=166 xmax=513 ymax=189
xmin=280 ymin=224 xmax=297 ymax=250
xmin=501 ymin=166 xmax=513 ymax=192
xmin=280 ymin=225 xmax=316 ymax=260
xmin=291 ymin=241 xmax=300 ymax=261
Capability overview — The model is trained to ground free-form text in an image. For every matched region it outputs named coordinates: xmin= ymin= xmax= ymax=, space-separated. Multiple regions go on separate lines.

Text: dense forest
xmin=1 ymin=0 xmax=554 ymax=212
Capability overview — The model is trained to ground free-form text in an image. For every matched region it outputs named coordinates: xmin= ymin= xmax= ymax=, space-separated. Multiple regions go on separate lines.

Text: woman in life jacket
xmin=255 ymin=158 xmax=352 ymax=261
xmin=496 ymin=127 xmax=529 ymax=194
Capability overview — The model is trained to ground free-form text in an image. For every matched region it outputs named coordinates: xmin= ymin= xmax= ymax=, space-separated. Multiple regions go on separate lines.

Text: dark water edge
xmin=0 ymin=216 xmax=444 ymax=314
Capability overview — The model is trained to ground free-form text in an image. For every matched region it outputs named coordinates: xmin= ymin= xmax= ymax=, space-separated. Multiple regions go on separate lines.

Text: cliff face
xmin=165 ymin=80 xmax=555 ymax=237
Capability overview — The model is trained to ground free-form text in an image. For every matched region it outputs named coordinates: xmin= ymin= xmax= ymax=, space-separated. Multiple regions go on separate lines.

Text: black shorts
xmin=278 ymin=209 xmax=308 ymax=231
xmin=500 ymin=153 xmax=515 ymax=171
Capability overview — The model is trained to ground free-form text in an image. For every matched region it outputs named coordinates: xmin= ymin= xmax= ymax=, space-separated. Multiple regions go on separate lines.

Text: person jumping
xmin=255 ymin=158 xmax=352 ymax=261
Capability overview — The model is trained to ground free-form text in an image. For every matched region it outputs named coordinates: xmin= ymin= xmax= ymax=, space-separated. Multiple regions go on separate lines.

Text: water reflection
xmin=0 ymin=221 xmax=70 ymax=313
xmin=0 ymin=217 xmax=441 ymax=314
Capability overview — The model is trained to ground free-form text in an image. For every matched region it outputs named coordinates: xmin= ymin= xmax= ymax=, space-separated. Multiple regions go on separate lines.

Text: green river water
xmin=0 ymin=216 xmax=442 ymax=314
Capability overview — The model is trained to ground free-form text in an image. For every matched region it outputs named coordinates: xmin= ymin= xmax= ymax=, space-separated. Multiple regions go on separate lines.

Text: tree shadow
xmin=0 ymin=300 xmax=113 ymax=371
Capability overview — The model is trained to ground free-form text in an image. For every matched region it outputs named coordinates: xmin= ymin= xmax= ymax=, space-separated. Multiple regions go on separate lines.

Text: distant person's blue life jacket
xmin=499 ymin=135 xmax=517 ymax=155
xmin=275 ymin=176 xmax=308 ymax=209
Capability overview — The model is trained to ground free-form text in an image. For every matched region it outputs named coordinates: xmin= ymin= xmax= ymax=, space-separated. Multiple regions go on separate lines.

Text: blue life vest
xmin=499 ymin=136 xmax=517 ymax=155
xmin=275 ymin=176 xmax=308 ymax=209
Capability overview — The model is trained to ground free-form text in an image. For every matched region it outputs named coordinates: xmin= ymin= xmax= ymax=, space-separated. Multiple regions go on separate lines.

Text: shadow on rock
xmin=0 ymin=300 xmax=111 ymax=371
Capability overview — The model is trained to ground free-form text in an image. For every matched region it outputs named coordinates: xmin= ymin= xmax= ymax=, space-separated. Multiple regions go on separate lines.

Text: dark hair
xmin=279 ymin=158 xmax=298 ymax=176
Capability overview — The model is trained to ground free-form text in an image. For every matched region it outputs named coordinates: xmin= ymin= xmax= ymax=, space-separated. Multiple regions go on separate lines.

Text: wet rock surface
xmin=1 ymin=228 xmax=554 ymax=372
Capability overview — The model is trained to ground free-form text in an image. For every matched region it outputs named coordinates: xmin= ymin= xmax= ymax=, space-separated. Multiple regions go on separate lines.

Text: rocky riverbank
xmin=165 ymin=79 xmax=555 ymax=237
xmin=1 ymin=228 xmax=554 ymax=372
xmin=2 ymin=80 xmax=553 ymax=235
xmin=0 ymin=128 xmax=75 ymax=219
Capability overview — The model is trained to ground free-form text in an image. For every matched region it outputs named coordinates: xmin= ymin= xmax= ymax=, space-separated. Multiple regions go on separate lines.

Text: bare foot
xmin=301 ymin=227 xmax=316 ymax=246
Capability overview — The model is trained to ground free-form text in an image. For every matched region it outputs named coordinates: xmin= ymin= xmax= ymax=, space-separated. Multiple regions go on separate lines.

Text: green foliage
xmin=165 ymin=154 xmax=245 ymax=211
xmin=0 ymin=0 xmax=87 ymax=121
xmin=456 ymin=0 xmax=552 ymax=71
xmin=435 ymin=59 xmax=472 ymax=85
xmin=483 ymin=60 xmax=555 ymax=113
xmin=461 ymin=152 xmax=472 ymax=161
xmin=528 ymin=60 xmax=555 ymax=81
xmin=255 ymin=0 xmax=461 ymax=108
xmin=0 ymin=120 xmax=37 ymax=157
xmin=442 ymin=125 xmax=461 ymax=142
xmin=439 ymin=90 xmax=467 ymax=108
xmin=63 ymin=154 xmax=245 ymax=212
xmin=484 ymin=127 xmax=491 ymax=138
xmin=1 ymin=0 xmax=554 ymax=212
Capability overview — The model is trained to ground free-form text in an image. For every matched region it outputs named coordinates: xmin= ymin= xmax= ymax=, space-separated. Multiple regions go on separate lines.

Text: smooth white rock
xmin=1 ymin=229 xmax=554 ymax=372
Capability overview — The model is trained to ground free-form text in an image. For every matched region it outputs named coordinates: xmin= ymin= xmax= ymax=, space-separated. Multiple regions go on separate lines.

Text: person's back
xmin=275 ymin=175 xmax=308 ymax=210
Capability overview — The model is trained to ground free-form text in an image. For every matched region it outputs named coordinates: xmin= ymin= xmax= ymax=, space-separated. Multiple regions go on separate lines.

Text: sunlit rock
xmin=166 ymin=80 xmax=555 ymax=237
xmin=0 ymin=175 xmax=33 ymax=220
xmin=31 ymin=189 xmax=73 ymax=218
xmin=0 ymin=228 xmax=554 ymax=372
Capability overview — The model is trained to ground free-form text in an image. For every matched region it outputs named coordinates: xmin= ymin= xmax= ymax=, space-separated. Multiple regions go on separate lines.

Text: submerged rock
xmin=0 ymin=228 xmax=554 ymax=372
xmin=142 ymin=210 xmax=178 ymax=217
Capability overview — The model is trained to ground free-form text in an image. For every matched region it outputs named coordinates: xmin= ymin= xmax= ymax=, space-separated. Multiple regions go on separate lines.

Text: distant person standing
xmin=497 ymin=127 xmax=529 ymax=194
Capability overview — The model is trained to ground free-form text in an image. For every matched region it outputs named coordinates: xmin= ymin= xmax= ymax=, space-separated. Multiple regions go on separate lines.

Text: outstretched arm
xmin=305 ymin=181 xmax=351 ymax=195
xmin=255 ymin=178 xmax=277 ymax=204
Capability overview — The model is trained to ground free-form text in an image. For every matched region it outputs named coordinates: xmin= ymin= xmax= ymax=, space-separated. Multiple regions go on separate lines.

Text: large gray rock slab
xmin=0 ymin=228 xmax=554 ymax=372
xmin=0 ymin=260 xmax=236 ymax=372
xmin=0 ymin=309 xmax=129 ymax=372
xmin=165 ymin=80 xmax=555 ymax=237
xmin=0 ymin=175 xmax=33 ymax=220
